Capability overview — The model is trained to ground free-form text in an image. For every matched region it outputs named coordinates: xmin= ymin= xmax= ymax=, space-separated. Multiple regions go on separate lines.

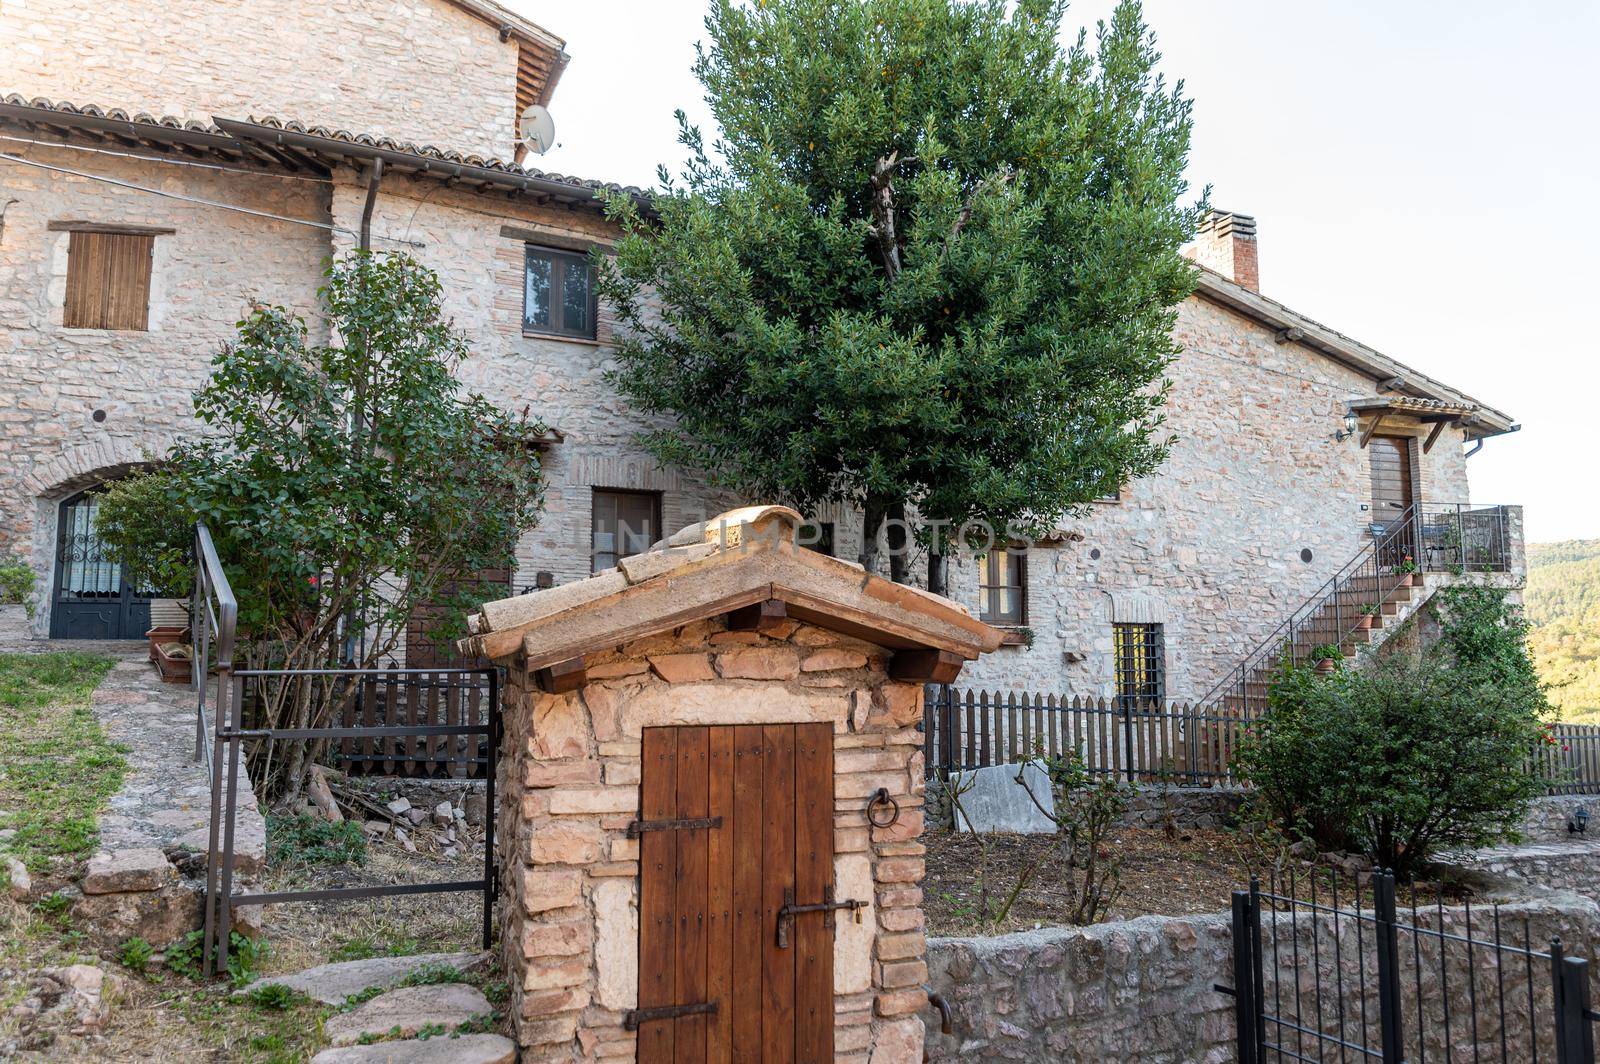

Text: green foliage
xmin=94 ymin=470 xmax=198 ymax=602
xmin=118 ymin=936 xmax=155 ymax=972
xmin=266 ymin=813 xmax=367 ymax=867
xmin=330 ymin=934 xmax=422 ymax=962
xmin=244 ymin=983 xmax=305 ymax=1011
xmin=167 ymin=929 xmax=270 ymax=987
xmin=599 ymin=0 xmax=1200 ymax=575
xmin=33 ymin=891 xmax=70 ymax=918
xmin=0 ymin=559 xmax=35 ymax=614
xmin=1525 ymin=539 xmax=1600 ymax=721
xmin=1027 ymin=746 xmax=1127 ymax=924
xmin=1241 ymin=641 xmax=1546 ymax=879
xmin=115 ymin=252 xmax=547 ymax=801
xmin=0 ymin=652 xmax=122 ymax=872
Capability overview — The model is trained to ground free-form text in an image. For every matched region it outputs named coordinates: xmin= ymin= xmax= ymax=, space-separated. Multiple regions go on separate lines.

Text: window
xmin=1114 ymin=623 xmax=1165 ymax=709
xmin=591 ymin=489 xmax=660 ymax=572
xmin=978 ymin=549 xmax=1026 ymax=625
xmin=63 ymin=230 xmax=154 ymax=330
xmin=523 ymin=245 xmax=596 ymax=339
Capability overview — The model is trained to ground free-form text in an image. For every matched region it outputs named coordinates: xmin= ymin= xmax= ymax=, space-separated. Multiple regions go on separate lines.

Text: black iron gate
xmin=49 ymin=487 xmax=152 ymax=639
xmin=1223 ymin=868 xmax=1599 ymax=1063
xmin=202 ymin=666 xmax=500 ymax=977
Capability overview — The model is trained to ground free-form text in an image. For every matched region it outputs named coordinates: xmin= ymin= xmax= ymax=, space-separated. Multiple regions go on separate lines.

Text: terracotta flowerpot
xmin=1314 ymin=658 xmax=1338 ymax=674
xmin=145 ymin=625 xmax=191 ymax=664
xmin=1395 ymin=573 xmax=1416 ymax=587
xmin=1354 ymin=615 xmax=1375 ymax=630
xmin=153 ymin=640 xmax=194 ymax=684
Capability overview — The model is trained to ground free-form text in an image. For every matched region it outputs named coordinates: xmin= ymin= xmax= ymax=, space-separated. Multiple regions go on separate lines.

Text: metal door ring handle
xmin=867 ymin=787 xmax=899 ymax=828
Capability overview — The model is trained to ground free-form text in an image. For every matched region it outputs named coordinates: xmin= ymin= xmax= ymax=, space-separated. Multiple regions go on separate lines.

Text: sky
xmin=513 ymin=0 xmax=1600 ymax=544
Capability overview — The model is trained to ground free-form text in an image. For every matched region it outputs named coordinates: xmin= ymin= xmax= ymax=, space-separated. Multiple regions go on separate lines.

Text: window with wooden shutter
xmin=978 ymin=549 xmax=1027 ymax=625
xmin=63 ymin=230 xmax=154 ymax=330
xmin=591 ymin=489 xmax=661 ymax=572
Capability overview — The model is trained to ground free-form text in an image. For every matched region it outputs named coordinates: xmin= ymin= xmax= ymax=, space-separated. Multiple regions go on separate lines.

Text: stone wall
xmin=926 ymin=886 xmax=1600 ymax=1063
xmin=0 ymin=144 xmax=333 ymax=631
xmin=2 ymin=0 xmax=522 ymax=158
xmin=497 ymin=615 xmax=929 ymax=1062
xmin=951 ymin=294 xmax=1493 ymax=700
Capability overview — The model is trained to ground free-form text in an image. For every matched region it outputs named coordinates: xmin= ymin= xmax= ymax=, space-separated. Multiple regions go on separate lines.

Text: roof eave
xmin=1191 ymin=267 xmax=1517 ymax=437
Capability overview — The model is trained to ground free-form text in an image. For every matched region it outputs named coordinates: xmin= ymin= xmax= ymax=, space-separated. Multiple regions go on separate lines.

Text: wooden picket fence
xmin=1539 ymin=721 xmax=1600 ymax=796
xmin=922 ymin=686 xmax=1600 ymax=796
xmin=921 ymin=686 xmax=1258 ymax=787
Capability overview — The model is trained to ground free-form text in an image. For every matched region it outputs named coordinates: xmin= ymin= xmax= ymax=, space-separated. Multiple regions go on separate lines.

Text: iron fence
xmin=1223 ymin=867 xmax=1599 ymax=1063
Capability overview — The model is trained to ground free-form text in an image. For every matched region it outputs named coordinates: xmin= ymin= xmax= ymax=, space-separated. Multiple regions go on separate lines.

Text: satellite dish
xmin=519 ymin=105 xmax=556 ymax=155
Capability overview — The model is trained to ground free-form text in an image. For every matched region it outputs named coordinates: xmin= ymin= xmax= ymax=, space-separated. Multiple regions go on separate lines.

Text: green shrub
xmin=0 ymin=560 xmax=34 ymax=614
xmin=118 ymin=936 xmax=154 ymax=972
xmin=167 ymin=929 xmax=270 ymax=988
xmin=92 ymin=470 xmax=197 ymax=600
xmin=267 ymin=813 xmax=367 ymax=867
xmin=1239 ymin=651 xmax=1545 ymax=878
xmin=244 ymin=983 xmax=304 ymax=1011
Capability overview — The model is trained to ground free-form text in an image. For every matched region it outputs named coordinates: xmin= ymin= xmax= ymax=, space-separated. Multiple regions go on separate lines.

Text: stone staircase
xmin=1199 ymin=506 xmax=1437 ymax=717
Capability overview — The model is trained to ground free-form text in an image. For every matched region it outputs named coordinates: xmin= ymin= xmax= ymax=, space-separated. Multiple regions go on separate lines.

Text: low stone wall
xmin=926 ymin=881 xmax=1600 ymax=1063
xmin=1518 ymin=795 xmax=1593 ymax=842
xmin=1451 ymin=837 xmax=1600 ymax=906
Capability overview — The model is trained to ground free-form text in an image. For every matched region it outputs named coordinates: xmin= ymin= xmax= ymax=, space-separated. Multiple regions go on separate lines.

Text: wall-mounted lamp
xmin=1570 ymin=806 xmax=1590 ymax=834
xmin=1335 ymin=412 xmax=1360 ymax=441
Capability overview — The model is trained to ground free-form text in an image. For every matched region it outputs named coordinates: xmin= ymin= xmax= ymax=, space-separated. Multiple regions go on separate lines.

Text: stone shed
xmin=459 ymin=505 xmax=1003 ymax=1063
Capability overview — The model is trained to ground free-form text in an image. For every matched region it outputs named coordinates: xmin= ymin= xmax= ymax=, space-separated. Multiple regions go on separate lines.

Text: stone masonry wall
xmin=952 ymin=294 xmax=1491 ymax=699
xmin=2 ymin=0 xmax=522 ymax=158
xmin=0 ymin=144 xmax=332 ymax=631
xmin=927 ymin=888 xmax=1600 ymax=1063
xmin=498 ymin=615 xmax=930 ymax=1063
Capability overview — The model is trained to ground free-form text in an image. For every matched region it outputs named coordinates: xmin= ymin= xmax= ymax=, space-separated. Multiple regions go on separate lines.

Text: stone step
xmin=310 ymin=1033 xmax=515 ymax=1064
xmin=324 ymin=983 xmax=493 ymax=1047
xmin=236 ymin=951 xmax=485 ymax=1006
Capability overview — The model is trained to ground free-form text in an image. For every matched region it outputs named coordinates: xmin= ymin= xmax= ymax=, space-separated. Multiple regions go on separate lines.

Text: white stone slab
xmin=952 ymin=762 xmax=1057 ymax=834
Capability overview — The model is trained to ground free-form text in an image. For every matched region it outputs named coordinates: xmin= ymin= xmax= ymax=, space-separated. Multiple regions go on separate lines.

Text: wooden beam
xmin=534 ymin=656 xmax=587 ymax=693
xmin=1274 ymin=326 xmax=1304 ymax=345
xmin=889 ymin=649 xmax=965 ymax=684
xmin=1422 ymin=420 xmax=1448 ymax=454
xmin=1358 ymin=413 xmax=1383 ymax=448
xmin=726 ymin=598 xmax=787 ymax=633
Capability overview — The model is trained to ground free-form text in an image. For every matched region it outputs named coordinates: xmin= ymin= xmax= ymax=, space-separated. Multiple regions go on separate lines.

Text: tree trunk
xmin=860 ymin=498 xmax=885 ymax=576
xmin=886 ymin=499 xmax=911 ymax=585
xmin=928 ymin=546 xmax=947 ymax=597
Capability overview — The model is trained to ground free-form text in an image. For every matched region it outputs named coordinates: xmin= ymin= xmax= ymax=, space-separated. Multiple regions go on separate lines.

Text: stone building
xmin=1 ymin=0 xmax=1521 ymax=700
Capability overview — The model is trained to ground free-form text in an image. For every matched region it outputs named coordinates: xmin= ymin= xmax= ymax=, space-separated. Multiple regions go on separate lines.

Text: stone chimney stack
xmin=1188 ymin=210 xmax=1260 ymax=292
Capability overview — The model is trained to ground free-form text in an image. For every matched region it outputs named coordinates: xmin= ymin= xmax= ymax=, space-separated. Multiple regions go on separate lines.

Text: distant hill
xmin=1525 ymin=539 xmax=1600 ymax=723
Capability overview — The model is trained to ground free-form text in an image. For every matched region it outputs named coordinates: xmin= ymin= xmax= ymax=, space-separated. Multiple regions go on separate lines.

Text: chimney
xmin=1188 ymin=210 xmax=1259 ymax=292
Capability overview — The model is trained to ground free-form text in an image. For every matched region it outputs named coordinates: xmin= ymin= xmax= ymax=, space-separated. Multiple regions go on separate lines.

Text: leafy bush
xmin=1240 ymin=603 xmax=1547 ymax=879
xmin=167 ymin=929 xmax=271 ymax=987
xmin=0 ymin=560 xmax=35 ymax=614
xmin=118 ymin=936 xmax=154 ymax=972
xmin=267 ymin=813 xmax=367 ymax=867
xmin=94 ymin=471 xmax=197 ymax=601
xmin=1022 ymin=748 xmax=1128 ymax=925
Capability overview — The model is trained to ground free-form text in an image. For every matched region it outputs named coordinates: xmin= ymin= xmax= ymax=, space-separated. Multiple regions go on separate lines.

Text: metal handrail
xmin=1196 ymin=504 xmax=1421 ymax=711
xmin=191 ymin=523 xmax=237 ymax=769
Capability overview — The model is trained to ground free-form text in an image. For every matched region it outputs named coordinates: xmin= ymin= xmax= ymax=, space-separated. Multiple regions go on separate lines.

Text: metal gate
xmin=1223 ymin=868 xmax=1600 ymax=1063
xmin=49 ymin=487 xmax=152 ymax=639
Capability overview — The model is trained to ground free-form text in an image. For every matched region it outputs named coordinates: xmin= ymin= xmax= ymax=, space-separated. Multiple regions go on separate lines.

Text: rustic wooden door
xmin=638 ymin=723 xmax=837 ymax=1064
xmin=1368 ymin=434 xmax=1417 ymax=557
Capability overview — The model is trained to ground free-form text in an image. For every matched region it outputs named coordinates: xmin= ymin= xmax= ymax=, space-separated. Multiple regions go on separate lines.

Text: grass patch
xmin=330 ymin=933 xmax=423 ymax=962
xmin=0 ymin=652 xmax=121 ymax=873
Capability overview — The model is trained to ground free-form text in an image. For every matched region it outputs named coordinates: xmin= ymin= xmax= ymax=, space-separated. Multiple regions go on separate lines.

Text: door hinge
xmin=623 ymin=1001 xmax=718 ymax=1030
xmin=625 ymin=816 xmax=723 ymax=839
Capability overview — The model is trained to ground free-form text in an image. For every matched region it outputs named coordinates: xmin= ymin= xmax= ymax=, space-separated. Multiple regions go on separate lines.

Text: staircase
xmin=1198 ymin=504 xmax=1434 ymax=717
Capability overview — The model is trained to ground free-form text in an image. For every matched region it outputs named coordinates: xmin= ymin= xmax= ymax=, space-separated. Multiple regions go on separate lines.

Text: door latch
xmin=775 ymin=885 xmax=866 ymax=949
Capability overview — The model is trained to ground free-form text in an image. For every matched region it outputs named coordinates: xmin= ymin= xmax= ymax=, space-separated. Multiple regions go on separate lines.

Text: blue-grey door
xmin=48 ymin=488 xmax=151 ymax=640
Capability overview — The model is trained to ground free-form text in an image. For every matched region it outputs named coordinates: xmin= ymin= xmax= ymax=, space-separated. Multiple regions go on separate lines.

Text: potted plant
xmin=1354 ymin=604 xmax=1380 ymax=630
xmin=1309 ymin=644 xmax=1344 ymax=674
xmin=1394 ymin=555 xmax=1418 ymax=587
xmin=145 ymin=622 xmax=192 ymax=664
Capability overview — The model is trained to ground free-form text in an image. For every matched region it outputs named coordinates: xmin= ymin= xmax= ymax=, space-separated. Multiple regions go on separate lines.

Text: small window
xmin=1114 ymin=622 xmax=1165 ymax=710
xmin=1095 ymin=488 xmax=1122 ymax=504
xmin=978 ymin=549 xmax=1026 ymax=625
xmin=524 ymin=245 xmax=596 ymax=339
xmin=799 ymin=520 xmax=835 ymax=557
xmin=63 ymin=231 xmax=154 ymax=330
xmin=591 ymin=489 xmax=660 ymax=572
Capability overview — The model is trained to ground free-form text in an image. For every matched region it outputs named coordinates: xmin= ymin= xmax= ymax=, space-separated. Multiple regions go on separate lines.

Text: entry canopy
xmin=460 ymin=505 xmax=1004 ymax=687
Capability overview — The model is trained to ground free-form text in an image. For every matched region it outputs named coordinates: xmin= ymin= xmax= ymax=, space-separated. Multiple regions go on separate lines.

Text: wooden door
xmin=1369 ymin=434 xmax=1416 ymax=562
xmin=638 ymin=723 xmax=836 ymax=1064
